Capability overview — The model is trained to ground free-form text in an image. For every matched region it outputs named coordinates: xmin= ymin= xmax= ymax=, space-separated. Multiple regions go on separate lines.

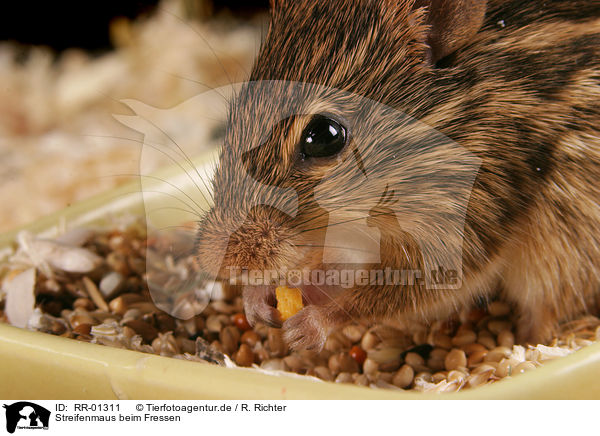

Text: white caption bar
xmin=0 ymin=400 xmax=595 ymax=435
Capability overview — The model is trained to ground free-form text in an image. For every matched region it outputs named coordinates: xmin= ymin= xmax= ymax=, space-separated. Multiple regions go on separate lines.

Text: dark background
xmin=0 ymin=0 xmax=268 ymax=54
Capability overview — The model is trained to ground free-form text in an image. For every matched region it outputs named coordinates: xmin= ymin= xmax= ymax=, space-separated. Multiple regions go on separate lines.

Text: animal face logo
xmin=3 ymin=402 xmax=50 ymax=433
xmin=116 ymin=80 xmax=482 ymax=319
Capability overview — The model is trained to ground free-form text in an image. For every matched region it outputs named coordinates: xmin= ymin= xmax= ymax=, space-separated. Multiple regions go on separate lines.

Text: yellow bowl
xmin=1 ymin=150 xmax=599 ymax=399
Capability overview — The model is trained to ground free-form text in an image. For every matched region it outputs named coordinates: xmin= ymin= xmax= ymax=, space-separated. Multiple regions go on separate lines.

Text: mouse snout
xmin=224 ymin=206 xmax=291 ymax=269
xmin=195 ymin=205 xmax=297 ymax=281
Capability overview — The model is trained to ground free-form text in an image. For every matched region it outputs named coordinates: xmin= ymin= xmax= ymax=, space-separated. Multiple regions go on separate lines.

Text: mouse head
xmin=195 ymin=0 xmax=485 ymax=305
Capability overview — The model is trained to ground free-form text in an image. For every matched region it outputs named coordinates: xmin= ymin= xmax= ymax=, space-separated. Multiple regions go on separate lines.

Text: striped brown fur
xmin=196 ymin=0 xmax=600 ymax=349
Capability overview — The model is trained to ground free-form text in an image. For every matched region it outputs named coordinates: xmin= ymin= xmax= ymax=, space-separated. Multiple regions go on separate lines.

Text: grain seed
xmin=444 ymin=349 xmax=467 ymax=371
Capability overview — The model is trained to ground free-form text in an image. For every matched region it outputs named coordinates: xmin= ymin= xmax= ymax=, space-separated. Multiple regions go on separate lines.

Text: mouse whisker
xmin=290 ymin=202 xmax=348 ymax=229
xmin=135 ymin=115 xmax=216 ymax=206
xmin=160 ymin=72 xmax=231 ymax=104
xmin=140 ymin=173 xmax=208 ymax=214
xmin=158 ymin=6 xmax=236 ymax=92
xmin=292 ymin=244 xmax=380 ymax=256
xmin=146 ymin=206 xmax=202 ymax=219
xmin=96 ymin=173 xmax=207 ymax=216
xmin=289 ymin=209 xmax=397 ymax=238
xmin=153 ymin=224 xmax=196 ymax=233
xmin=84 ymin=134 xmax=214 ymax=204
xmin=141 ymin=188 xmax=207 ymax=215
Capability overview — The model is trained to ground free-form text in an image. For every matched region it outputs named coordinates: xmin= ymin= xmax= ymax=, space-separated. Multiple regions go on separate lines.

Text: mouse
xmin=194 ymin=0 xmax=600 ymax=350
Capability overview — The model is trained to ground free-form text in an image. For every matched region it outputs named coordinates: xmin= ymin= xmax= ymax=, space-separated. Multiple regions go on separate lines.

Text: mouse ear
xmin=414 ymin=0 xmax=487 ymax=63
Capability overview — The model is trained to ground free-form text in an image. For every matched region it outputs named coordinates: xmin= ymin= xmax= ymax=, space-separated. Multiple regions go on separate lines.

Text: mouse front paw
xmin=514 ymin=302 xmax=558 ymax=346
xmin=515 ymin=315 xmax=557 ymax=346
xmin=242 ymin=285 xmax=282 ymax=328
xmin=282 ymin=305 xmax=331 ymax=351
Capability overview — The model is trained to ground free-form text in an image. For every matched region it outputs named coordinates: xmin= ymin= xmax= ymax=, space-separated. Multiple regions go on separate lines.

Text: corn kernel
xmin=275 ymin=286 xmax=303 ymax=321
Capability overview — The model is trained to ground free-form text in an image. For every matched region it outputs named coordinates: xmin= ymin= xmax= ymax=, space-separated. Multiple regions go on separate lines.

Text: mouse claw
xmin=242 ymin=285 xmax=282 ymax=328
xmin=282 ymin=305 xmax=328 ymax=351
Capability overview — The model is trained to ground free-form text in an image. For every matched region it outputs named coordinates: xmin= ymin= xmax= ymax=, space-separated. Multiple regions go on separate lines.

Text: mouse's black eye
xmin=300 ymin=115 xmax=347 ymax=159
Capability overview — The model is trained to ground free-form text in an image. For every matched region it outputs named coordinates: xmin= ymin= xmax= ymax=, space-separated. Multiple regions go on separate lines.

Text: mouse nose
xmin=223 ymin=205 xmax=294 ymax=266
xmin=194 ymin=205 xmax=296 ymax=280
